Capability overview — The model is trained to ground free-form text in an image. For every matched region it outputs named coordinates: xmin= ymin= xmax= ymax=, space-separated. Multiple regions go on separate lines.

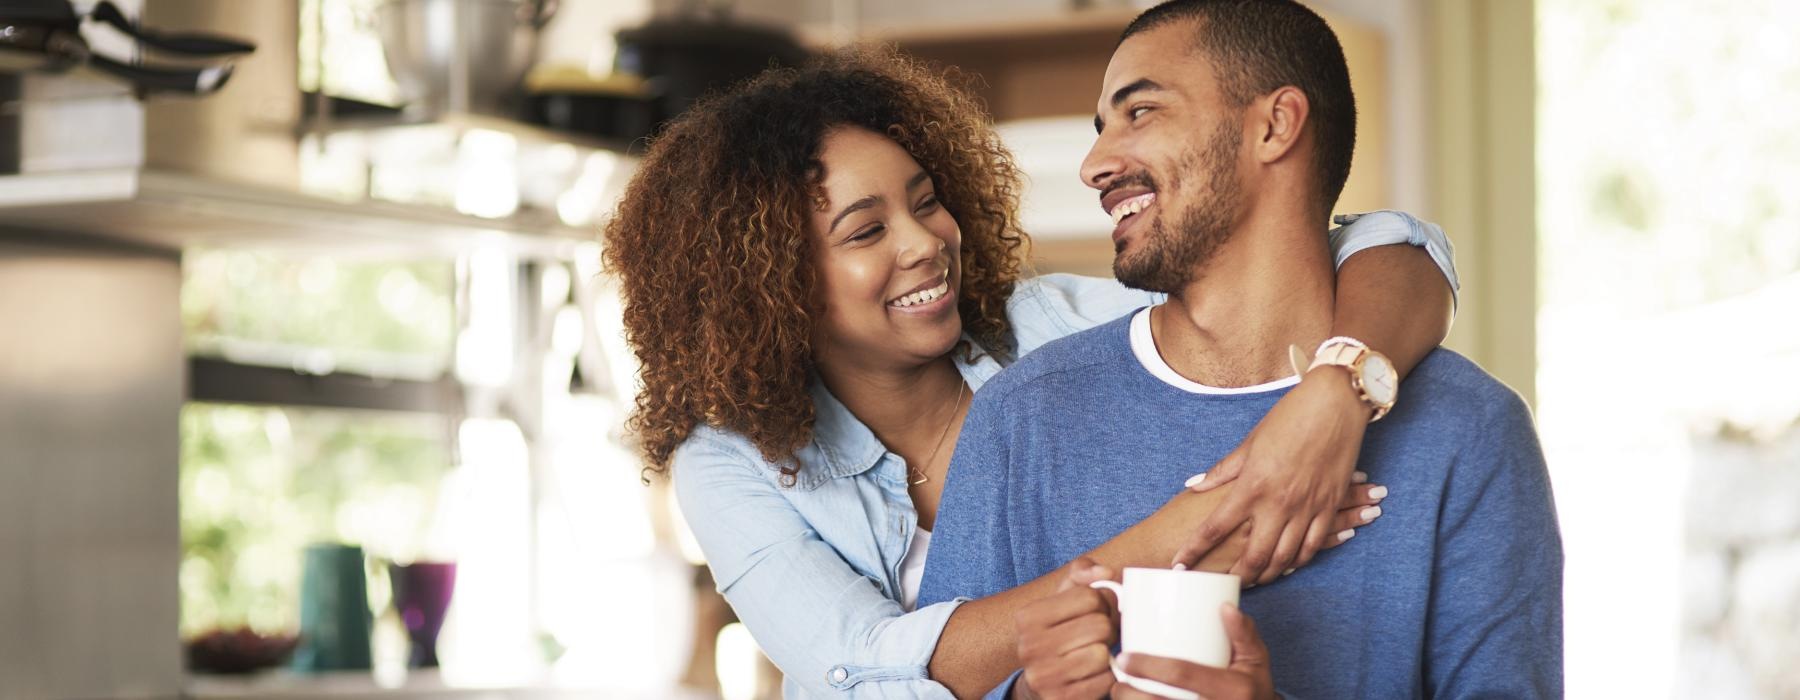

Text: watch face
xmin=1360 ymin=353 xmax=1399 ymax=405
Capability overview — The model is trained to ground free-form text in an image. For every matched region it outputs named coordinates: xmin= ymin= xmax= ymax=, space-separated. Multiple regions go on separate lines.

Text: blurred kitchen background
xmin=0 ymin=0 xmax=1795 ymax=698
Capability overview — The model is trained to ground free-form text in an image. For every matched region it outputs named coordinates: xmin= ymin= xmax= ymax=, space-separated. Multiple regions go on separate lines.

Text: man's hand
xmin=1112 ymin=604 xmax=1275 ymax=700
xmin=1011 ymin=557 xmax=1119 ymax=700
xmin=1173 ymin=366 xmax=1379 ymax=583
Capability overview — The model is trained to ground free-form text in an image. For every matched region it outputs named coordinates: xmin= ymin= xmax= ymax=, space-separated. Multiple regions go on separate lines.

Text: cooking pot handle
xmin=90 ymin=1 xmax=256 ymax=57
xmin=88 ymin=53 xmax=236 ymax=95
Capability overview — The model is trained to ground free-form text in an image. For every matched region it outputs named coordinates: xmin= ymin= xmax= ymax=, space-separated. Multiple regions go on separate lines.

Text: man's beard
xmin=1113 ymin=121 xmax=1244 ymax=294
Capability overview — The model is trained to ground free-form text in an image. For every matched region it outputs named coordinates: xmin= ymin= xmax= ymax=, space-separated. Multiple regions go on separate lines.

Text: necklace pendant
xmin=909 ymin=471 xmax=929 ymax=486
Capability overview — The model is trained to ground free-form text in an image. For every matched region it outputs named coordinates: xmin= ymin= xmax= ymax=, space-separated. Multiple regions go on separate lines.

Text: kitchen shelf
xmin=297 ymin=110 xmax=638 ymax=159
xmin=0 ymin=168 xmax=594 ymax=259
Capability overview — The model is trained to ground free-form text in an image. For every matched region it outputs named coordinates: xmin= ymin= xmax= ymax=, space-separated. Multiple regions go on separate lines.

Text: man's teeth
xmin=1109 ymin=194 xmax=1156 ymax=225
xmin=890 ymin=279 xmax=951 ymax=308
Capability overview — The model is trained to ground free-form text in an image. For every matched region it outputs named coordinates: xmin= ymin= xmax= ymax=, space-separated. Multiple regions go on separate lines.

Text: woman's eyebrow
xmin=829 ymin=172 xmax=932 ymax=234
xmin=829 ymin=195 xmax=880 ymax=235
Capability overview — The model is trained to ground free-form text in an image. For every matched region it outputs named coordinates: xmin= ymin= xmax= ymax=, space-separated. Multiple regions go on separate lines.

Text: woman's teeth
xmin=890 ymin=279 xmax=951 ymax=308
xmin=1110 ymin=193 xmax=1156 ymax=225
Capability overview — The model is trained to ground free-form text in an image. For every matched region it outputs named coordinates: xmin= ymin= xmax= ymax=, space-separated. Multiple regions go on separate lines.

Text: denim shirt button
xmin=829 ymin=666 xmax=849 ymax=683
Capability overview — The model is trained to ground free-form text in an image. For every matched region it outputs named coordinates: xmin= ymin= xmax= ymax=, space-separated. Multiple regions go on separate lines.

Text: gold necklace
xmin=910 ymin=380 xmax=967 ymax=486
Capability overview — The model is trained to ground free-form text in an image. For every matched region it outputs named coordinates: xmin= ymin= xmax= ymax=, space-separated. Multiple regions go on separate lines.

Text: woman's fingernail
xmin=1283 ymin=568 xmax=1296 ymax=576
xmin=1337 ymin=529 xmax=1356 ymax=542
xmin=1368 ymin=485 xmax=1389 ymax=500
xmin=1119 ymin=652 xmax=1137 ymax=667
xmin=1351 ymin=471 xmax=1368 ymax=483
xmin=1172 ymin=562 xmax=1188 ymax=571
xmin=1184 ymin=473 xmax=1206 ymax=489
xmin=1360 ymin=505 xmax=1382 ymax=522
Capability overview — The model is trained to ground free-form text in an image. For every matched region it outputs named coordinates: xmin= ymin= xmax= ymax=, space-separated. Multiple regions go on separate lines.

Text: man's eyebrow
xmin=1095 ymin=78 xmax=1165 ymax=133
xmin=828 ymin=196 xmax=879 ymax=236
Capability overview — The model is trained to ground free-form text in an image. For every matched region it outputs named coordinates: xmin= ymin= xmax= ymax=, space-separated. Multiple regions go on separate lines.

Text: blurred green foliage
xmin=1539 ymin=0 xmax=1800 ymax=315
xmin=179 ymin=404 xmax=452 ymax=636
xmin=181 ymin=251 xmax=455 ymax=370
xmin=179 ymin=251 xmax=458 ymax=637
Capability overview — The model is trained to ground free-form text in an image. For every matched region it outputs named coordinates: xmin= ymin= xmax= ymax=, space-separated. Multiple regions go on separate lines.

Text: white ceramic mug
xmin=1090 ymin=567 xmax=1241 ymax=700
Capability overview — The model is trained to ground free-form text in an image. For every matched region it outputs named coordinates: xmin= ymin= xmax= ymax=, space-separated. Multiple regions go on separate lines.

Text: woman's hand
xmin=1111 ymin=604 xmax=1276 ymax=700
xmin=1011 ymin=558 xmax=1120 ymax=700
xmin=1171 ymin=367 xmax=1377 ymax=583
xmin=1178 ymin=474 xmax=1385 ymax=577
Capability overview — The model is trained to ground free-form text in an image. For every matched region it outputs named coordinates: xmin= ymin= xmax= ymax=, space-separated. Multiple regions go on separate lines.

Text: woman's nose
xmin=893 ymin=215 xmax=945 ymax=267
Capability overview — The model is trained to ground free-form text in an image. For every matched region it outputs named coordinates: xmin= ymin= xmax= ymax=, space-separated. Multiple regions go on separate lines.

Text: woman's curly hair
xmin=602 ymin=45 xmax=1029 ymax=481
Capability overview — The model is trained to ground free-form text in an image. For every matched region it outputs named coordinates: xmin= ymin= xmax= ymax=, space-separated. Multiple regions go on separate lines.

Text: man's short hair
xmin=1122 ymin=0 xmax=1356 ymax=212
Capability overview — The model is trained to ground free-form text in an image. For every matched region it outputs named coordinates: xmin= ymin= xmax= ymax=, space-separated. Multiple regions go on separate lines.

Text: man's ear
xmin=1253 ymin=86 xmax=1310 ymax=165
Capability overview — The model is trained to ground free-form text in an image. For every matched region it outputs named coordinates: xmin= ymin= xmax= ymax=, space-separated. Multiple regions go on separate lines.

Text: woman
xmin=603 ymin=48 xmax=1456 ymax=698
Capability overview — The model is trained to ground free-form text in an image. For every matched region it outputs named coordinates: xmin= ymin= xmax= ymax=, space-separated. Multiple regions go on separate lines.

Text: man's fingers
xmin=1118 ymin=652 xmax=1235 ymax=691
xmin=1187 ymin=449 xmax=1247 ymax=493
xmin=1221 ymin=603 xmax=1270 ymax=671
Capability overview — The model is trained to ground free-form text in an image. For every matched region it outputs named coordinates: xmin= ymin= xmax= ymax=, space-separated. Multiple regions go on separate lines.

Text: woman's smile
xmin=887 ymin=270 xmax=955 ymax=314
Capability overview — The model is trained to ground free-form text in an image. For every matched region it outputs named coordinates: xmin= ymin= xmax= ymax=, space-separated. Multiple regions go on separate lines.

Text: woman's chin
xmin=911 ymin=326 xmax=966 ymax=363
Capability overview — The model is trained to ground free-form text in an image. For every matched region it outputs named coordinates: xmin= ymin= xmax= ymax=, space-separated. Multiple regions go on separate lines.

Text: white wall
xmin=0 ymin=234 xmax=183 ymax=699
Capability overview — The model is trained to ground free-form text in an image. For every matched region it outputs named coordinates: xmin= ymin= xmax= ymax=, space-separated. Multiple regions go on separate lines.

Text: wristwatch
xmin=1289 ymin=336 xmax=1398 ymax=422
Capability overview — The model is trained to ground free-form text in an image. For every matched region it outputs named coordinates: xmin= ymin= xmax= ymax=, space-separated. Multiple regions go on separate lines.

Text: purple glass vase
xmin=387 ymin=561 xmax=457 ymax=668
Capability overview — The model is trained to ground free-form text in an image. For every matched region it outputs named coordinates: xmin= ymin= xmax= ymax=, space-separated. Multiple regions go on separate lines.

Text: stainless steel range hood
xmin=0 ymin=0 xmax=628 ymax=259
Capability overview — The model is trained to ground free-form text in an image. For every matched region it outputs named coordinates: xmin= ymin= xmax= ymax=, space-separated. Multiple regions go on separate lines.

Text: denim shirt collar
xmin=805 ymin=335 xmax=1007 ymax=484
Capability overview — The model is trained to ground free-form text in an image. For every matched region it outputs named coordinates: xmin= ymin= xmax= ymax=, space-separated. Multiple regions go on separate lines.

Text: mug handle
xmin=1088 ymin=579 xmax=1125 ymax=609
xmin=1087 ymin=579 xmax=1201 ymax=700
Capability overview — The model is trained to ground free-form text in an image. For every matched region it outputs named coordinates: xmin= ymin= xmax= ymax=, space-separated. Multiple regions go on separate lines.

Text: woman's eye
xmin=849 ymin=225 xmax=884 ymax=242
xmin=917 ymin=195 xmax=940 ymax=213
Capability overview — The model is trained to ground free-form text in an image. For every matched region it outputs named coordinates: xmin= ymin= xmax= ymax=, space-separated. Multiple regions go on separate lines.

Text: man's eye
xmin=1129 ymin=106 xmax=1153 ymax=120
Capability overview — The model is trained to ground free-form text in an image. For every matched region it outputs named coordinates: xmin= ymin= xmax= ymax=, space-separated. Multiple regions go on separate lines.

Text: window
xmin=1538 ymin=1 xmax=1800 ymax=696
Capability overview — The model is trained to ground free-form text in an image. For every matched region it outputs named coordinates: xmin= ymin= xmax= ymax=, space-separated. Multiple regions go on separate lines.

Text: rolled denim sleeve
xmin=1328 ymin=209 xmax=1461 ymax=302
xmin=981 ymin=670 xmax=1023 ymax=700
xmin=672 ymin=440 xmax=961 ymax=698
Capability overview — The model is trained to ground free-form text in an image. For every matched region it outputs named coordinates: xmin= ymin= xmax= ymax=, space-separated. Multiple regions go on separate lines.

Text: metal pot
xmin=614 ymin=16 xmax=809 ymax=131
xmin=377 ymin=0 xmax=556 ymax=117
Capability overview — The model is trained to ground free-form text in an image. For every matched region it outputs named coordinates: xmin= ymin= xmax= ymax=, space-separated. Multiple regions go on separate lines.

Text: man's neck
xmin=1151 ymin=207 xmax=1336 ymax=388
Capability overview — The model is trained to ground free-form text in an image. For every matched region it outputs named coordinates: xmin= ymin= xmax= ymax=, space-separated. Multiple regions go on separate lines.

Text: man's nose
xmin=1081 ymin=133 xmax=1124 ymax=191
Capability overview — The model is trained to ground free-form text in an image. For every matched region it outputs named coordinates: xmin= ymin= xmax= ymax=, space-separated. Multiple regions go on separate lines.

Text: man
xmin=915 ymin=1 xmax=1563 ymax=698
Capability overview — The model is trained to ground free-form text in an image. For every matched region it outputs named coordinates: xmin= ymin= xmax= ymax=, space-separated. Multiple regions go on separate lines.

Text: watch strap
xmin=1293 ymin=338 xmax=1395 ymax=423
xmin=1308 ymin=341 xmax=1367 ymax=373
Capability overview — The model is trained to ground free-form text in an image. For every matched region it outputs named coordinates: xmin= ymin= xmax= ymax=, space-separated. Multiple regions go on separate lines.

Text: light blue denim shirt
xmin=670 ymin=211 xmax=1457 ymax=699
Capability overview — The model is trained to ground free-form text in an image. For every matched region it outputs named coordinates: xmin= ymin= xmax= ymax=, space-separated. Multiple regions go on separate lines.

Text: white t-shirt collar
xmin=1128 ymin=307 xmax=1300 ymax=395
